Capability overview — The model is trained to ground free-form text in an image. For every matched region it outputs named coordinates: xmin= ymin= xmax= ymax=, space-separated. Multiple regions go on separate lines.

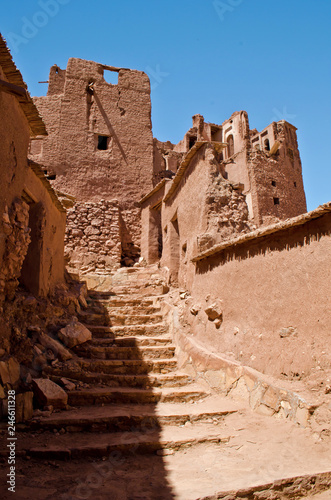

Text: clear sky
xmin=2 ymin=0 xmax=330 ymax=210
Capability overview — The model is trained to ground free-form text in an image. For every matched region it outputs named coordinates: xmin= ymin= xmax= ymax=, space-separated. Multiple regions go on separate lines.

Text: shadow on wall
xmin=30 ymin=290 xmax=176 ymax=499
xmin=196 ymin=214 xmax=331 ymax=274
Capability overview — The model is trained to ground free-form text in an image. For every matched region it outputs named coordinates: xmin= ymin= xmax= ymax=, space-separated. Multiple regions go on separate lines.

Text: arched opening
xmin=264 ymin=138 xmax=270 ymax=151
xmin=227 ymin=134 xmax=234 ymax=157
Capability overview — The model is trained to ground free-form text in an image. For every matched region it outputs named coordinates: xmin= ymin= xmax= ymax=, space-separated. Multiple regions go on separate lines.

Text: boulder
xmin=58 ymin=319 xmax=92 ymax=348
xmin=205 ymin=301 xmax=223 ymax=322
xmin=38 ymin=332 xmax=72 ymax=361
xmin=32 ymin=378 xmax=68 ymax=409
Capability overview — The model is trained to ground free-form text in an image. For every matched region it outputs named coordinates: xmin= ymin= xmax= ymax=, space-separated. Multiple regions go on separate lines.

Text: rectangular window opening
xmin=97 ymin=135 xmax=109 ymax=150
xmin=271 ymin=180 xmax=276 ymax=187
xmin=273 ymin=197 xmax=280 ymax=205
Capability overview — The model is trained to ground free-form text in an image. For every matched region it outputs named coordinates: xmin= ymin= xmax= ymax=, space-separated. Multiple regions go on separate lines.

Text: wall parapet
xmin=192 ymin=201 xmax=331 ymax=262
xmin=175 ymin=329 xmax=317 ymax=427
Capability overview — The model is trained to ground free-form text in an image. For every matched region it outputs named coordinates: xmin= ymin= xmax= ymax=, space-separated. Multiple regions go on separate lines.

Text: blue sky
xmin=2 ymin=0 xmax=330 ymax=210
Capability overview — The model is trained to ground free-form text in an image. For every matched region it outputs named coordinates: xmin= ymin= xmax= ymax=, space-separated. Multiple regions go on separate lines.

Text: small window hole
xmin=97 ymin=135 xmax=109 ymax=150
xmin=273 ymin=197 xmax=280 ymax=205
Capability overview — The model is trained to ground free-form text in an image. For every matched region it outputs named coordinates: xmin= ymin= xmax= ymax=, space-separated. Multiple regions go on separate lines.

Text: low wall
xmin=182 ymin=204 xmax=331 ymax=381
xmin=163 ymin=304 xmax=316 ymax=427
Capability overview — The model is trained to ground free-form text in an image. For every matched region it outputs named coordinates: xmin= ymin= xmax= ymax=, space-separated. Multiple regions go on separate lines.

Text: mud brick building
xmin=29 ymin=58 xmax=155 ymax=270
xmin=141 ymin=112 xmax=307 ymax=283
xmin=30 ymin=58 xmax=307 ymax=273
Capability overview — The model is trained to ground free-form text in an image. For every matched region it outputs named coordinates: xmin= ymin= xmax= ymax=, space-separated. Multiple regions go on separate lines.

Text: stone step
xmin=78 ymin=311 xmax=109 ymax=326
xmin=86 ymin=323 xmax=169 ymax=338
xmin=106 ymin=305 xmax=161 ymax=315
xmin=90 ymin=336 xmax=173 ymax=347
xmin=67 ymin=384 xmax=208 ymax=406
xmin=110 ymin=285 xmax=166 ymax=296
xmin=82 ymin=304 xmax=108 ymax=315
xmin=15 ymin=423 xmax=233 ymax=460
xmin=26 ymin=398 xmax=240 ymax=434
xmin=108 ymin=313 xmax=164 ymax=326
xmin=46 ymin=369 xmax=192 ymax=388
xmin=73 ymin=344 xmax=176 ymax=360
xmin=74 ymin=357 xmax=178 ymax=375
xmin=87 ymin=296 xmax=155 ymax=307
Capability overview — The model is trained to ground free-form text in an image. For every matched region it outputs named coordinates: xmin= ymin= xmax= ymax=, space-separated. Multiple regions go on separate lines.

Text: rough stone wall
xmin=65 ymin=200 xmax=121 ymax=273
xmin=203 ymin=153 xmax=253 ymax=247
xmin=0 ymin=199 xmax=31 ymax=307
xmin=30 ymin=58 xmax=155 ymax=259
xmin=187 ymin=207 xmax=331 ymax=380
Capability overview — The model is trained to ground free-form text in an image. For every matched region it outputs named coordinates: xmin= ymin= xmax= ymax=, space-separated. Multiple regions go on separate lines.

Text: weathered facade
xmin=30 ymin=58 xmax=155 ymax=269
xmin=141 ymin=112 xmax=307 ymax=285
xmin=0 ymin=35 xmax=66 ymax=305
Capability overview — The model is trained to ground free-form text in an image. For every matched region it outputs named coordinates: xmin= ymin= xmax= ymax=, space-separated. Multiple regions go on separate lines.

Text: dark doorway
xmin=169 ymin=215 xmax=180 ymax=285
xmin=149 ymin=203 xmax=163 ymax=263
xmin=20 ymin=202 xmax=45 ymax=296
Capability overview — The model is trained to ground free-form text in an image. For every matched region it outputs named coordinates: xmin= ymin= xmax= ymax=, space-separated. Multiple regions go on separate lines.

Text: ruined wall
xmin=249 ymin=121 xmax=307 ymax=225
xmin=0 ymin=200 xmax=31 ymax=304
xmin=169 ymin=112 xmax=307 ymax=228
xmin=30 ymin=58 xmax=155 ymax=255
xmin=161 ymin=143 xmax=251 ymax=288
xmin=185 ymin=206 xmax=331 ymax=380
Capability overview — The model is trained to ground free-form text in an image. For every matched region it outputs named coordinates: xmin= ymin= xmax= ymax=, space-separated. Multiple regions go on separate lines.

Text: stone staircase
xmin=3 ymin=267 xmax=331 ymax=499
xmin=17 ymin=267 xmax=242 ymax=457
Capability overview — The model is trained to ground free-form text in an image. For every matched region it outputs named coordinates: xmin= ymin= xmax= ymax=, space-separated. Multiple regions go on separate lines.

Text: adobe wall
xmin=0 ymin=58 xmax=65 ymax=303
xmin=184 ymin=206 xmax=331 ymax=381
xmin=160 ymin=143 xmax=252 ymax=287
xmin=22 ymin=164 xmax=66 ymax=296
xmin=140 ymin=181 xmax=166 ymax=265
xmin=30 ymin=58 xmax=155 ymax=254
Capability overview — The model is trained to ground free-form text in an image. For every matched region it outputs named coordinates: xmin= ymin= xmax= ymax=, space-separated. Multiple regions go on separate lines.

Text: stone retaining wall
xmin=65 ymin=200 xmax=121 ymax=273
